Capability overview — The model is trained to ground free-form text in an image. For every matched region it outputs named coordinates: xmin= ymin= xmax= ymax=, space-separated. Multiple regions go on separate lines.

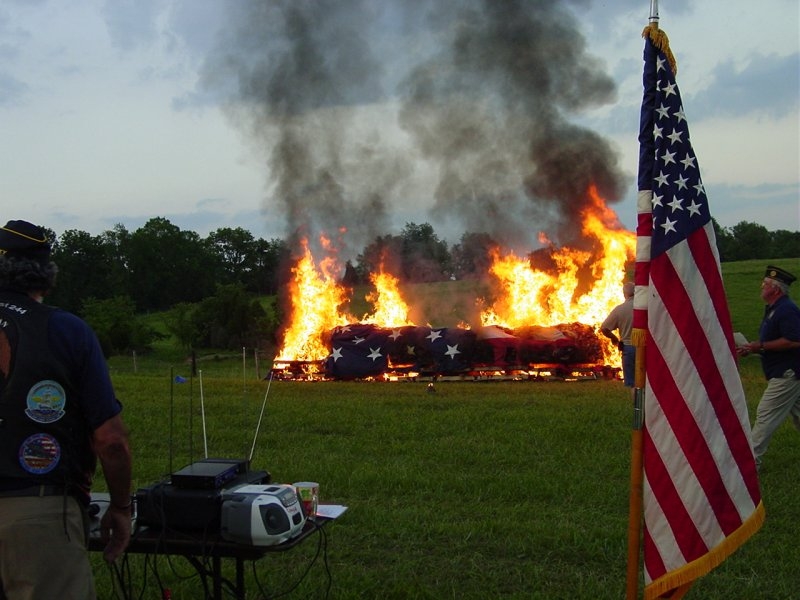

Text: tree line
xmin=40 ymin=216 xmax=797 ymax=355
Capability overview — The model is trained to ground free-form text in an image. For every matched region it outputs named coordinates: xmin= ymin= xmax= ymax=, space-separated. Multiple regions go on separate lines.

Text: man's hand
xmin=617 ymin=341 xmax=625 ymax=352
xmin=100 ymin=504 xmax=132 ymax=563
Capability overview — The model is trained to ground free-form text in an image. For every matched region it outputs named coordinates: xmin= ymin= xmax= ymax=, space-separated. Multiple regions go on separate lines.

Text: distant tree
xmin=126 ymin=218 xmax=216 ymax=311
xmin=711 ymin=218 xmax=735 ymax=262
xmin=250 ymin=238 xmax=292 ymax=295
xmin=81 ymin=295 xmax=161 ymax=355
xmin=49 ymin=229 xmax=113 ymax=312
xmin=165 ymin=302 xmax=202 ymax=350
xmin=356 ymin=234 xmax=403 ymax=282
xmin=769 ymin=230 xmax=800 ymax=259
xmin=399 ymin=222 xmax=451 ymax=282
xmin=451 ymin=232 xmax=500 ymax=280
xmin=187 ymin=284 xmax=274 ymax=349
xmin=727 ymin=221 xmax=772 ymax=261
xmin=341 ymin=260 xmax=360 ymax=286
xmin=205 ymin=227 xmax=257 ymax=286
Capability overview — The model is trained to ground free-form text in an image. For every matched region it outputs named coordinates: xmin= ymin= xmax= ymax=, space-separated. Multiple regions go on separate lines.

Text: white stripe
xmin=637 ymin=189 xmax=654 ymax=213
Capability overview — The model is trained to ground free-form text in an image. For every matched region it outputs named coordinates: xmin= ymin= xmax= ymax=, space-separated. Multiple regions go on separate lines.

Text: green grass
xmin=89 ymin=259 xmax=800 ymax=599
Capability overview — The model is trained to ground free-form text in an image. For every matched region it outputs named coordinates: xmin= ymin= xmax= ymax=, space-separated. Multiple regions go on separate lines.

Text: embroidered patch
xmin=25 ymin=380 xmax=66 ymax=424
xmin=19 ymin=433 xmax=61 ymax=474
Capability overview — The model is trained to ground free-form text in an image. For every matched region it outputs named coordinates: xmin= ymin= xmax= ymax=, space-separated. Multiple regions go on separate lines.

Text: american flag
xmin=633 ymin=25 xmax=765 ymax=599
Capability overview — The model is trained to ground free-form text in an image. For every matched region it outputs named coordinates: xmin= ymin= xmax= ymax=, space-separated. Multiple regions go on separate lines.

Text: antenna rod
xmin=249 ymin=370 xmax=274 ymax=462
xmin=199 ymin=369 xmax=208 ymax=458
xmin=649 ymin=0 xmax=659 ymax=24
xmin=169 ymin=367 xmax=174 ymax=475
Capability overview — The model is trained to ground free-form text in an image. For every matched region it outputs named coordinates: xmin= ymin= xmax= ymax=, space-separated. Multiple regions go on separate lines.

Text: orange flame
xmin=275 ymin=237 xmax=352 ymax=361
xmin=480 ymin=186 xmax=635 ymax=363
xmin=362 ymin=266 xmax=413 ymax=327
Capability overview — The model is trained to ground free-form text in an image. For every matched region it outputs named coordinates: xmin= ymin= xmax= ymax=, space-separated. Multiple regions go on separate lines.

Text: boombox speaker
xmin=220 ymin=484 xmax=305 ymax=546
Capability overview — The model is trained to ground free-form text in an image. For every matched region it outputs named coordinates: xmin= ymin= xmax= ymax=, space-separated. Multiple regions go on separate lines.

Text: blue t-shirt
xmin=47 ymin=308 xmax=122 ymax=429
xmin=759 ymin=294 xmax=800 ymax=379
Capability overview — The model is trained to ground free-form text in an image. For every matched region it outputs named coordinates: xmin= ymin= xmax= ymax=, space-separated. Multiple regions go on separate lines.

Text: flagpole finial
xmin=649 ymin=0 xmax=659 ymax=25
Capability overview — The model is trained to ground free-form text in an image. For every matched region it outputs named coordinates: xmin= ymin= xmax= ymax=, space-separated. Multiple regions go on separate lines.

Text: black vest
xmin=0 ymin=292 xmax=95 ymax=497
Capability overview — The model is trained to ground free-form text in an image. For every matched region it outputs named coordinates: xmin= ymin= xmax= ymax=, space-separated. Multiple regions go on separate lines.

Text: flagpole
xmin=625 ymin=3 xmax=659 ymax=598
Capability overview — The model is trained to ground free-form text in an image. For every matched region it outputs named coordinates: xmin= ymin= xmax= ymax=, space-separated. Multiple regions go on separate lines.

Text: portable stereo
xmin=220 ymin=484 xmax=306 ymax=546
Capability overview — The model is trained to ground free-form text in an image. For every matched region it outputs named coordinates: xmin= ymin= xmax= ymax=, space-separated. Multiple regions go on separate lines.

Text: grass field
xmin=90 ymin=258 xmax=800 ymax=599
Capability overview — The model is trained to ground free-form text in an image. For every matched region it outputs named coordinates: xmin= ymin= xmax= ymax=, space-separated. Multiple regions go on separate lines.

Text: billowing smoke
xmin=201 ymin=0 xmax=626 ymax=256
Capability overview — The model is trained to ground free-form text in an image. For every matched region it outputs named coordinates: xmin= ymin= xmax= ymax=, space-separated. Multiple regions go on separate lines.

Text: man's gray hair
xmin=770 ymin=278 xmax=790 ymax=296
xmin=0 ymin=256 xmax=58 ymax=293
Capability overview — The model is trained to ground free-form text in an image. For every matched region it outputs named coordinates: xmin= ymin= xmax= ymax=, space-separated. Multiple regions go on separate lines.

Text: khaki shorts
xmin=0 ymin=495 xmax=96 ymax=600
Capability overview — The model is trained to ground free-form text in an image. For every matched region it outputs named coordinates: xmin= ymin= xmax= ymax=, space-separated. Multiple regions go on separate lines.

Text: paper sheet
xmin=316 ymin=504 xmax=348 ymax=519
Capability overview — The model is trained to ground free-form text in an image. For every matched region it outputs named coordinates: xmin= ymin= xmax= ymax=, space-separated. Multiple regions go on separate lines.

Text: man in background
xmin=0 ymin=220 xmax=132 ymax=599
xmin=601 ymin=281 xmax=636 ymax=390
xmin=737 ymin=265 xmax=800 ymax=470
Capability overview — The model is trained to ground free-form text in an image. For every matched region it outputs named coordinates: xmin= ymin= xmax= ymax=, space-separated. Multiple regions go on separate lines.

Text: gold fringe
xmin=631 ymin=328 xmax=647 ymax=347
xmin=644 ymin=501 xmax=766 ymax=599
xmin=642 ymin=23 xmax=678 ymax=77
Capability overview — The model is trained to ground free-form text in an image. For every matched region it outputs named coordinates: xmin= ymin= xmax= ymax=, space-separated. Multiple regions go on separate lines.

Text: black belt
xmin=0 ymin=485 xmax=67 ymax=498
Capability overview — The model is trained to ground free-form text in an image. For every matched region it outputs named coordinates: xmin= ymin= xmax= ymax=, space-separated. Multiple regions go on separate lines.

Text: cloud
xmin=689 ymin=52 xmax=800 ymax=119
xmin=0 ymin=72 xmax=28 ymax=106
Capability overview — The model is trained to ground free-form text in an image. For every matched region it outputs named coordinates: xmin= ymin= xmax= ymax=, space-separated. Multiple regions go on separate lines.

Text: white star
xmin=656 ymin=56 xmax=665 ymax=72
xmin=694 ymin=180 xmax=705 ymax=196
xmin=668 ymin=196 xmax=684 ymax=212
xmin=660 ymin=217 xmax=678 ymax=234
xmin=331 ymin=347 xmax=343 ymax=362
xmin=687 ymin=199 xmax=702 ymax=217
xmin=406 ymin=345 xmax=416 ymax=356
xmin=367 ymin=347 xmax=382 ymax=361
xmin=675 ymin=174 xmax=689 ymax=190
xmin=667 ymin=129 xmax=683 ymax=145
xmin=389 ymin=329 xmax=402 ymax=340
xmin=653 ymin=124 xmax=663 ymax=140
xmin=675 ymin=106 xmax=686 ymax=123
xmin=339 ymin=325 xmax=351 ymax=334
xmin=352 ymin=336 xmax=365 ymax=345
xmin=445 ymin=344 xmax=461 ymax=358
xmin=661 ymin=149 xmax=676 ymax=165
xmin=662 ymin=81 xmax=677 ymax=97
xmin=426 ymin=329 xmax=442 ymax=342
xmin=655 ymin=103 xmax=670 ymax=120
xmin=680 ymin=154 xmax=696 ymax=170
xmin=655 ymin=172 xmax=669 ymax=187
xmin=651 ymin=192 xmax=664 ymax=208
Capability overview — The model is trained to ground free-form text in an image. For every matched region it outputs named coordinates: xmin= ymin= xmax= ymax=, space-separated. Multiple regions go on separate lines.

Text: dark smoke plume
xmin=201 ymin=0 xmax=626 ymax=256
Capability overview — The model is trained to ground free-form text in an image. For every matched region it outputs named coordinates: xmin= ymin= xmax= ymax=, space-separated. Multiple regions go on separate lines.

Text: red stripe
xmin=643 ymin=423 xmax=707 ymax=572
xmin=637 ymin=211 xmax=653 ymax=236
xmin=649 ymin=253 xmax=747 ymax=535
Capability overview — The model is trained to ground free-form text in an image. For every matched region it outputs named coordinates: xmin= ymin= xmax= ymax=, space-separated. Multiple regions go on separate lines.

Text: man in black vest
xmin=0 ymin=220 xmax=132 ymax=599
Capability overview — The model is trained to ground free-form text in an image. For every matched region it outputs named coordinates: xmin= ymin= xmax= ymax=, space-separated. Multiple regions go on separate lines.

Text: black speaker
xmin=260 ymin=503 xmax=291 ymax=534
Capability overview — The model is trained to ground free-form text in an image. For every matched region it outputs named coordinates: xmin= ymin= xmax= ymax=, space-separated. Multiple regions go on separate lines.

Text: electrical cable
xmin=251 ymin=520 xmax=331 ymax=599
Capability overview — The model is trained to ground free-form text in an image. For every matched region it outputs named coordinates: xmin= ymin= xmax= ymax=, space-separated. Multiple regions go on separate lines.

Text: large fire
xmin=274 ymin=238 xmax=351 ymax=362
xmin=275 ymin=186 xmax=635 ymax=375
xmin=479 ymin=186 xmax=635 ymax=364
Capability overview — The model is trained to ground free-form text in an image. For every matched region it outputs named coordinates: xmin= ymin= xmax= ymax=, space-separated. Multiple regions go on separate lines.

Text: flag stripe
xmin=636 ymin=24 xmax=763 ymax=598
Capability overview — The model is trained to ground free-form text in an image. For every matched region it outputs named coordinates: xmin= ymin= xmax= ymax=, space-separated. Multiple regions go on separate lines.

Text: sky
xmin=2 ymin=0 xmax=798 ymax=257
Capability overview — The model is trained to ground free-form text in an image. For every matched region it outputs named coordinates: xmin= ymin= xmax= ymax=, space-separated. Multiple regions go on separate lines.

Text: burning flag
xmin=628 ymin=21 xmax=764 ymax=599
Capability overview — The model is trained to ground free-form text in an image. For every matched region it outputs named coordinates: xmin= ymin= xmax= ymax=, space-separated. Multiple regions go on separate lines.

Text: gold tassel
xmin=642 ymin=22 xmax=678 ymax=77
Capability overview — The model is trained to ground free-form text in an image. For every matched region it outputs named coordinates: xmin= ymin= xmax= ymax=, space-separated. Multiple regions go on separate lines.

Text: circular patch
xmin=19 ymin=433 xmax=61 ymax=474
xmin=25 ymin=380 xmax=66 ymax=424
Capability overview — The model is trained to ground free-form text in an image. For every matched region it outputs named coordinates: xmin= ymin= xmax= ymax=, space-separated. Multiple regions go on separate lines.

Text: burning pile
xmin=272 ymin=188 xmax=635 ymax=381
